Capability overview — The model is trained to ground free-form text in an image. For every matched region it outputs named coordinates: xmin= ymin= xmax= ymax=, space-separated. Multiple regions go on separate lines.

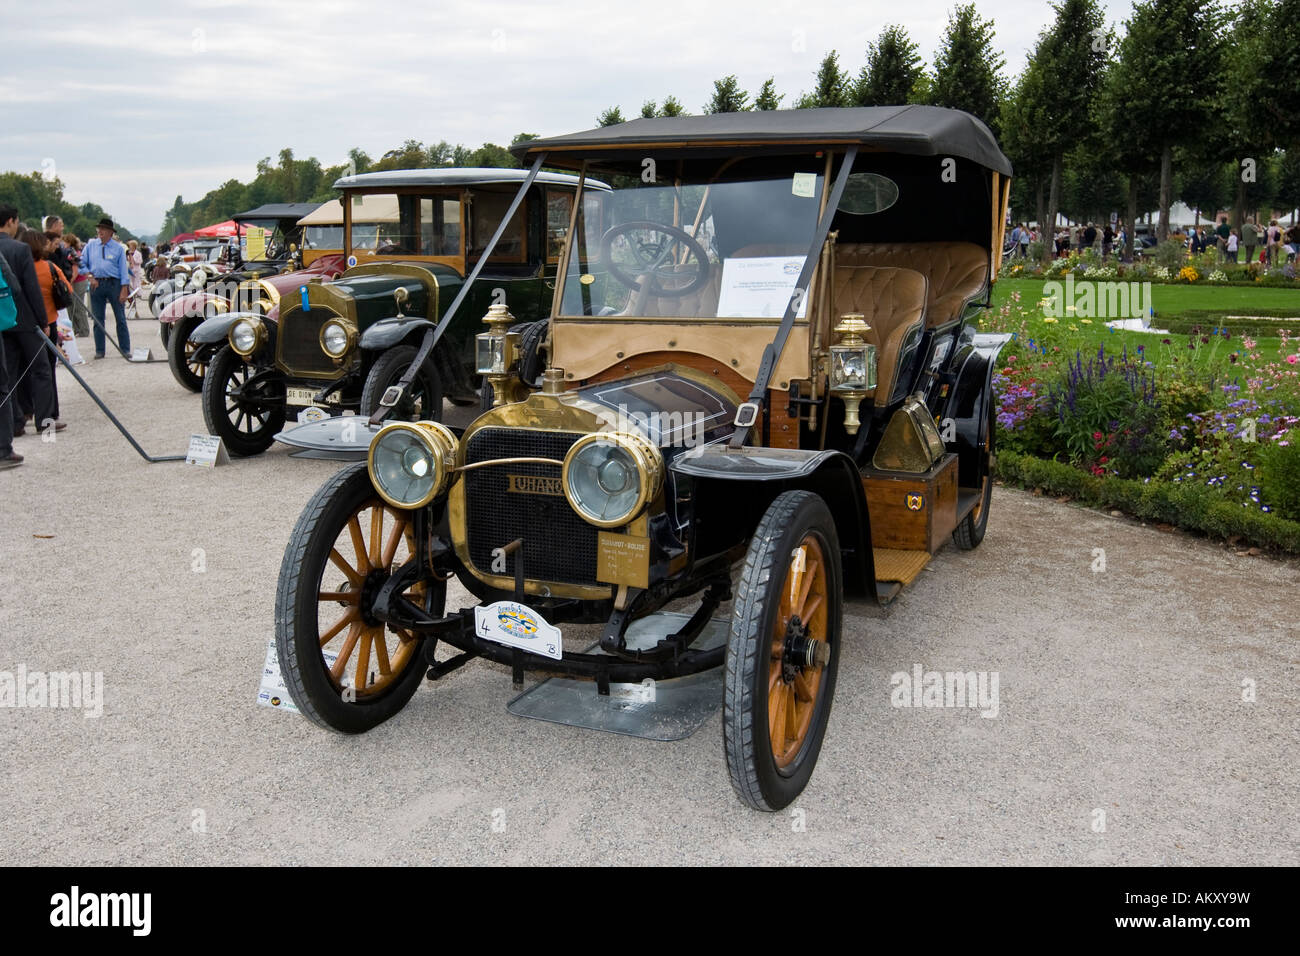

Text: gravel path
xmin=1 ymin=319 xmax=1296 ymax=865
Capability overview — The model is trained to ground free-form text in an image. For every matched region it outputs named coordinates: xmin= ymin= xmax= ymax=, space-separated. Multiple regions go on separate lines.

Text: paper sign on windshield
xmin=715 ymin=256 xmax=808 ymax=319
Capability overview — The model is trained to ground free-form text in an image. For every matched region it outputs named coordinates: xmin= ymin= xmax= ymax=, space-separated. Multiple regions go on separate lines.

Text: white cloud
xmin=2 ymin=0 xmax=1133 ymax=234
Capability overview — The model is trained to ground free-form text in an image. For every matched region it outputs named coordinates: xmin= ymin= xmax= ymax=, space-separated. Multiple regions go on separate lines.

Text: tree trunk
xmin=1126 ymin=176 xmax=1139 ymax=262
xmin=1043 ymin=153 xmax=1062 ymax=263
xmin=1035 ymin=177 xmax=1045 ymax=236
xmin=1158 ymin=145 xmax=1172 ymax=242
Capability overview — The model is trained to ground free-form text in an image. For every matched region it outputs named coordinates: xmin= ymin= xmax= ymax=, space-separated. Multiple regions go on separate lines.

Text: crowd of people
xmin=1008 ymin=215 xmax=1300 ymax=264
xmin=0 ymin=203 xmax=154 ymax=471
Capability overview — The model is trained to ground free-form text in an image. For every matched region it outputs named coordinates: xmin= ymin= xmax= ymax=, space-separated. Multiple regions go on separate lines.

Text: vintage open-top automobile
xmin=191 ymin=168 xmax=597 ymax=456
xmin=274 ymin=107 xmax=1012 ymax=810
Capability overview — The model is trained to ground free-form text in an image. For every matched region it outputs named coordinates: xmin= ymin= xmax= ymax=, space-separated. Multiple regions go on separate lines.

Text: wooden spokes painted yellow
xmin=768 ymin=535 xmax=829 ymax=769
xmin=315 ymin=498 xmax=422 ymax=699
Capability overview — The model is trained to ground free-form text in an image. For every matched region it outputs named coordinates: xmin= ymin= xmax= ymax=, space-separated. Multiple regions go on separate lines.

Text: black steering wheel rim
xmin=599 ymin=221 xmax=711 ymax=297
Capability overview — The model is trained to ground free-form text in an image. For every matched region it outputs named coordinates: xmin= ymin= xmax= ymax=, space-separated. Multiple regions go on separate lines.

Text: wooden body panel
xmin=861 ymin=454 xmax=958 ymax=553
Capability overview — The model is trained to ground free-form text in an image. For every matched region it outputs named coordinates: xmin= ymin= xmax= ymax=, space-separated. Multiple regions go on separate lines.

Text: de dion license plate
xmin=285 ymin=387 xmax=322 ymax=407
xmin=473 ymin=601 xmax=562 ymax=661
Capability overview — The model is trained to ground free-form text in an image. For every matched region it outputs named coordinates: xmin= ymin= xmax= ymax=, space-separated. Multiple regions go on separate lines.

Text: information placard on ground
xmin=186 ymin=434 xmax=230 ymax=467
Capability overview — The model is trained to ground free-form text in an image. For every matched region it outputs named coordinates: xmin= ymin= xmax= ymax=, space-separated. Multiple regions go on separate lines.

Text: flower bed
xmin=1001 ymin=247 xmax=1298 ymax=288
xmin=984 ymin=288 xmax=1300 ymax=548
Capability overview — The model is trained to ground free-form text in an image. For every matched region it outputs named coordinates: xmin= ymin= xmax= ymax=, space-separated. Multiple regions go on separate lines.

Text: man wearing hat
xmin=81 ymin=216 xmax=132 ymax=358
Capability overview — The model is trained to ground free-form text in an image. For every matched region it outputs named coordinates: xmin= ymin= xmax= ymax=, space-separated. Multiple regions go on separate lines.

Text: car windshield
xmin=345 ymin=191 xmax=462 ymax=258
xmin=558 ymin=159 xmax=825 ymax=320
xmin=237 ymin=219 xmax=290 ymax=261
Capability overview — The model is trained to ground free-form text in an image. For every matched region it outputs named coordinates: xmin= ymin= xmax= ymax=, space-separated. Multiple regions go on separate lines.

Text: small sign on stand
xmin=297 ymin=406 xmax=328 ymax=424
xmin=185 ymin=434 xmax=230 ymax=467
xmin=130 ymin=347 xmax=153 ymax=362
xmin=258 ymin=637 xmax=342 ymax=714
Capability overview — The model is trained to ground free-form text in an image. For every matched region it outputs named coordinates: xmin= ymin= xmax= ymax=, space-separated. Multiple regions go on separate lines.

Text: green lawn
xmin=991 ymin=278 xmax=1300 ymax=314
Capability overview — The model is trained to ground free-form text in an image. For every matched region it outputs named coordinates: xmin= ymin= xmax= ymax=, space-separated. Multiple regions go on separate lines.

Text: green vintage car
xmin=189 ymin=168 xmax=605 ymax=456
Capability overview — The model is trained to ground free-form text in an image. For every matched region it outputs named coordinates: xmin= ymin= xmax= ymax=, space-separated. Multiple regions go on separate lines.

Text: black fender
xmin=359 ymin=316 xmax=434 ymax=350
xmin=190 ymin=312 xmax=277 ymax=354
xmin=671 ymin=445 xmax=874 ymax=598
xmin=943 ymin=330 xmax=1011 ymax=488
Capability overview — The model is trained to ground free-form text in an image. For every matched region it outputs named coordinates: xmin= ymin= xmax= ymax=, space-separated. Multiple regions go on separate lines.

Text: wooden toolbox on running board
xmin=860 ymin=453 xmax=958 ymax=554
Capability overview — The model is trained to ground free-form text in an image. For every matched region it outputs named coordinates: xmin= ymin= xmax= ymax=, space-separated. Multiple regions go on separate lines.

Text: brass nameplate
xmin=507 ymin=475 xmax=563 ymax=496
xmin=597 ymin=532 xmax=650 ymax=588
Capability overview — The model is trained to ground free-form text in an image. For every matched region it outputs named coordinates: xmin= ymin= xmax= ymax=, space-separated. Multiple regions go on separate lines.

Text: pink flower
xmin=1287 ymin=354 xmax=1299 ymax=365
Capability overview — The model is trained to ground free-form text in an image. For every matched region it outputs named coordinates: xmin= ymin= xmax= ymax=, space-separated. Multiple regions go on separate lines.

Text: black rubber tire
xmin=953 ymin=398 xmax=995 ymax=550
xmin=359 ymin=345 xmax=444 ymax=422
xmin=517 ymin=319 xmax=548 ymax=386
xmin=201 ymin=345 xmax=285 ymax=457
xmin=166 ymin=314 xmax=205 ymax=392
xmin=724 ymin=490 xmax=842 ymax=811
xmin=274 ymin=462 xmax=445 ymax=733
xmin=159 ymin=320 xmax=171 ymax=350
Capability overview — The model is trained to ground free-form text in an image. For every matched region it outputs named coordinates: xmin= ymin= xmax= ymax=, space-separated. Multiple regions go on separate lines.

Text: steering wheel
xmin=599 ymin=221 xmax=711 ymax=297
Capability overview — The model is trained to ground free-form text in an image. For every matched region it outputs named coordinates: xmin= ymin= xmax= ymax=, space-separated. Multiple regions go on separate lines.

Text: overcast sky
xmin=3 ymin=0 xmax=1137 ymax=235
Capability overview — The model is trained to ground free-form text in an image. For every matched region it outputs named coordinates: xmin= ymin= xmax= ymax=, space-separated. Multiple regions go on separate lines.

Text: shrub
xmin=1257 ymin=439 xmax=1300 ymax=521
xmin=1153 ymin=240 xmax=1187 ymax=270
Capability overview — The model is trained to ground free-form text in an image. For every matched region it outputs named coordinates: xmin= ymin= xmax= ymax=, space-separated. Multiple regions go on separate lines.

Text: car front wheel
xmin=201 ymin=344 xmax=286 ymax=457
xmin=166 ymin=315 xmax=206 ymax=392
xmin=724 ymin=490 xmax=842 ymax=811
xmin=275 ymin=462 xmax=444 ymax=733
xmin=359 ymin=345 xmax=444 ymax=423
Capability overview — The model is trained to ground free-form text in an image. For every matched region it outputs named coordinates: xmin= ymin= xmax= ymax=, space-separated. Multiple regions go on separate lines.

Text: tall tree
xmin=796 ymin=51 xmax=848 ymax=108
xmin=1105 ymin=0 xmax=1226 ymax=241
xmin=705 ymin=75 xmax=751 ymax=113
xmin=999 ymin=59 xmax=1054 ymax=230
xmin=852 ymin=25 xmax=924 ymax=106
xmin=1016 ymin=0 xmax=1108 ymax=260
xmin=640 ymin=100 xmax=658 ymax=119
xmin=754 ymin=77 xmax=783 ymax=110
xmin=659 ymin=96 xmax=687 ymax=116
xmin=596 ymin=106 xmax=626 ymax=127
xmin=929 ymin=3 xmax=1006 ymax=135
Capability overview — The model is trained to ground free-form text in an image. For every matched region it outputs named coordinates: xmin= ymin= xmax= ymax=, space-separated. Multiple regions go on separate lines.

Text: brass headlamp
xmin=829 ymin=313 xmax=877 ymax=435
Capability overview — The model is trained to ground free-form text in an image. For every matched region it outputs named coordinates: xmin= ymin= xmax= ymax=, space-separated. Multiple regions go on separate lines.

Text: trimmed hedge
xmin=1156 ymin=308 xmax=1300 ymax=338
xmin=995 ymin=450 xmax=1300 ymax=554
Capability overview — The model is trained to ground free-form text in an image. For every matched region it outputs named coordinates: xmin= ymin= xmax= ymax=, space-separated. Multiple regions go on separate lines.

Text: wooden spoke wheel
xmin=166 ymin=314 xmax=206 ymax=392
xmin=724 ymin=490 xmax=842 ymax=811
xmin=275 ymin=462 xmax=446 ymax=733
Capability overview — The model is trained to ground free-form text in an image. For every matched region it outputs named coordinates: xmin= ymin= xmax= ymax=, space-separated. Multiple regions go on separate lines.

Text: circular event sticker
xmin=347 ymin=255 xmax=357 ymax=267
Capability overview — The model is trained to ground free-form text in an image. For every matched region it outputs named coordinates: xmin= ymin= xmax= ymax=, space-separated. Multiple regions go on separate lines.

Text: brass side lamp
xmin=476 ymin=303 xmax=520 ymax=406
xmin=829 ymin=313 xmax=877 ymax=435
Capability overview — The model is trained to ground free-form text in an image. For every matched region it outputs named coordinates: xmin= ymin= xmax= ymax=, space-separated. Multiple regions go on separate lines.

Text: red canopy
xmin=169 ymin=232 xmax=198 ymax=244
xmin=194 ymin=220 xmax=239 ymax=237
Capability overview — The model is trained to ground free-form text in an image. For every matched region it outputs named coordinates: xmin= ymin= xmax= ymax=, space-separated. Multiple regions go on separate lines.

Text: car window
xmin=837 ymin=173 xmax=899 ymax=215
xmin=470 ymin=190 xmax=526 ymax=261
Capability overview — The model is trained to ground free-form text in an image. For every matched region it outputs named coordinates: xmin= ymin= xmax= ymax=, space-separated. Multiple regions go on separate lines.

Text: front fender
xmin=191 ymin=311 xmax=275 ymax=346
xmin=359 ymin=316 xmax=434 ymax=350
xmin=672 ymin=445 xmax=874 ymax=598
xmin=159 ymin=292 xmax=225 ymax=324
xmin=944 ymin=330 xmax=1011 ymax=488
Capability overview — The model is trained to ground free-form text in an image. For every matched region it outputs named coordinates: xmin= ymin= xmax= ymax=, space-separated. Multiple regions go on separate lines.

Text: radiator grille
xmin=464 ymin=428 xmax=597 ymax=586
xmin=276 ymin=306 xmax=340 ymax=377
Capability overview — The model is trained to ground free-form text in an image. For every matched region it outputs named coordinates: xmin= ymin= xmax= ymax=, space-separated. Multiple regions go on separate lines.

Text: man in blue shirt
xmin=81 ymin=216 xmax=132 ymax=357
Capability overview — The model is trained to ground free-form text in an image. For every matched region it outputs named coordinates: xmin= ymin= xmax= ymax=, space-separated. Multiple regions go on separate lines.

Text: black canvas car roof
xmin=513 ymin=106 xmax=1012 ymax=176
xmin=331 ymin=167 xmax=609 ymax=190
xmin=234 ymin=203 xmax=322 ymax=222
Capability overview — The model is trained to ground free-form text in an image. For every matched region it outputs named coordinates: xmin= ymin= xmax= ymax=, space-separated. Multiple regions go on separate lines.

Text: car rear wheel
xmin=166 ymin=315 xmax=206 ymax=392
xmin=201 ymin=344 xmax=285 ymax=457
xmin=275 ymin=462 xmax=444 ymax=733
xmin=359 ymin=345 xmax=444 ymax=423
xmin=953 ymin=397 xmax=995 ymax=550
xmin=724 ymin=490 xmax=842 ymax=811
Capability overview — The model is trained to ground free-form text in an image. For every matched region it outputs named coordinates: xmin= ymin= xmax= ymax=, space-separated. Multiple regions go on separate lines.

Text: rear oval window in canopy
xmin=838 ymin=173 xmax=899 ymax=216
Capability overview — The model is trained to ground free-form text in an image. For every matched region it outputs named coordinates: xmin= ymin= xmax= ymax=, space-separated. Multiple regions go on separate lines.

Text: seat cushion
xmin=831 ymin=265 xmax=927 ymax=407
xmin=835 ymin=242 xmax=988 ymax=326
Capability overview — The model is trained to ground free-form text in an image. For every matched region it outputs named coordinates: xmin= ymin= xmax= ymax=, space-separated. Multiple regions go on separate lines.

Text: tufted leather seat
xmin=835 ymin=242 xmax=988 ymax=326
xmin=831 ymin=265 xmax=928 ymax=408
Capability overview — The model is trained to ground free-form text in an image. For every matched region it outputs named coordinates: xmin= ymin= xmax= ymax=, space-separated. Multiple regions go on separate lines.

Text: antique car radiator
xmin=463 ymin=428 xmax=599 ymax=586
xmin=277 ymin=306 xmax=342 ymax=377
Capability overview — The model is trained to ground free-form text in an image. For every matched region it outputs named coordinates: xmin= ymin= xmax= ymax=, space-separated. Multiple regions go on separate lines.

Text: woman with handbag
xmin=19 ymin=228 xmax=73 ymax=425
